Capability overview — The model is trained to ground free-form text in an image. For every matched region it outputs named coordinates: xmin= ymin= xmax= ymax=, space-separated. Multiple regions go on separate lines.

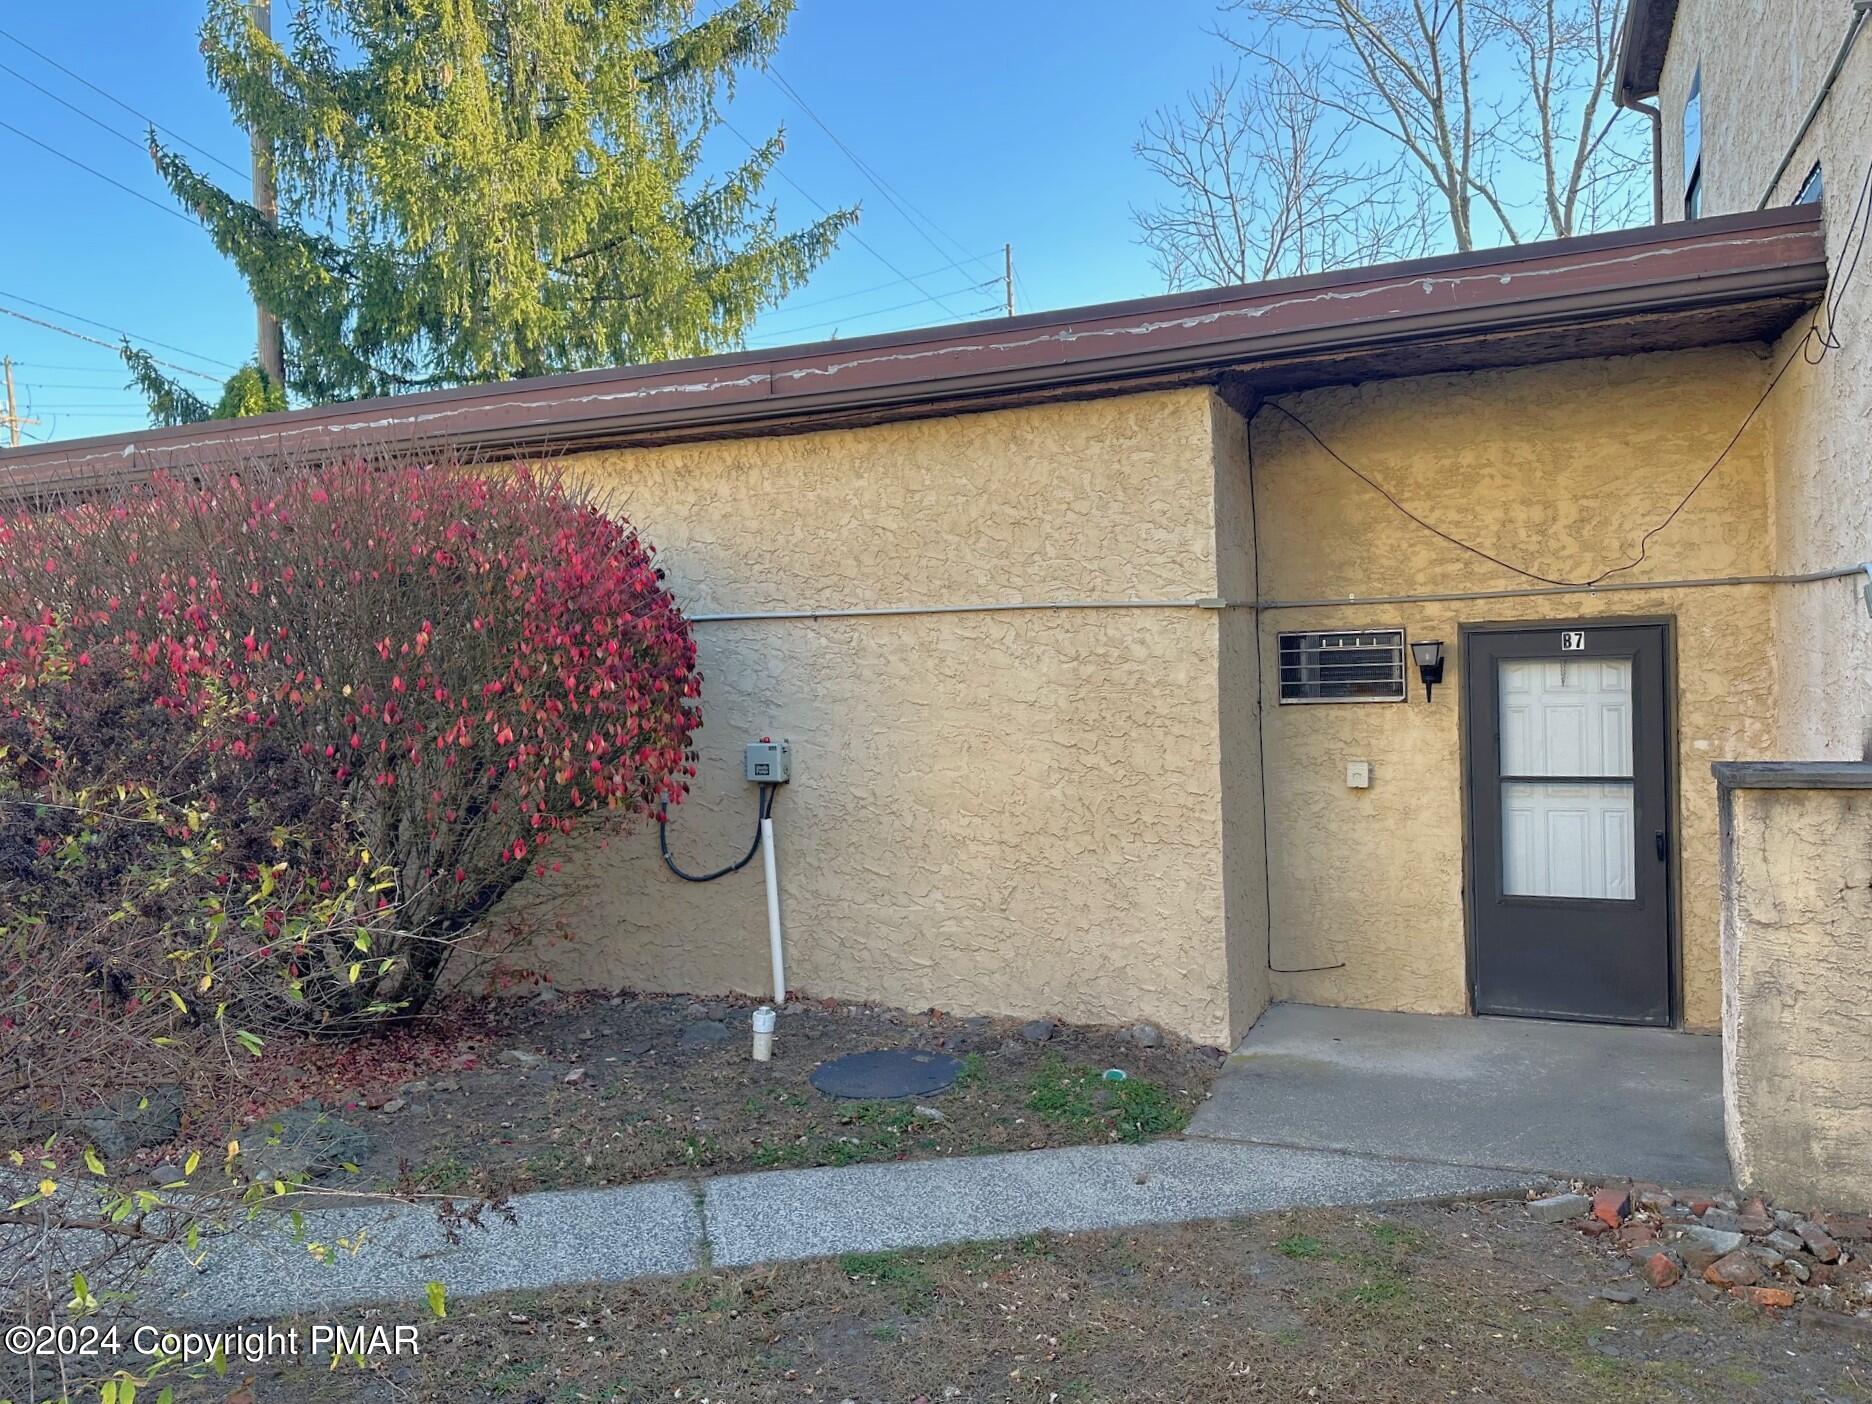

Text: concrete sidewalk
xmin=161 ymin=1138 xmax=1531 ymax=1321
xmin=1187 ymin=1003 xmax=1729 ymax=1187
xmin=157 ymin=1003 xmax=1730 ymax=1322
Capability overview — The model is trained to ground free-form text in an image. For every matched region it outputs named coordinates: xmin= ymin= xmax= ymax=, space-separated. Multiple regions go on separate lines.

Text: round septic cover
xmin=810 ymin=1049 xmax=962 ymax=1100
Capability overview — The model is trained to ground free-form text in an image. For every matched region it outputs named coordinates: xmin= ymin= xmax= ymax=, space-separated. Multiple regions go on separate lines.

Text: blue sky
xmin=1 ymin=2 xmax=1253 ymax=441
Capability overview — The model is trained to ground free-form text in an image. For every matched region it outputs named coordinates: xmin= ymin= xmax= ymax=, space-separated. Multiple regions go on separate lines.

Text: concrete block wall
xmin=1715 ymin=762 xmax=1872 ymax=1209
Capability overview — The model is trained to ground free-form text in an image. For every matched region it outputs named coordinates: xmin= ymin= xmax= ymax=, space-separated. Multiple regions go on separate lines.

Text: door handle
xmin=1655 ymin=830 xmax=1668 ymax=862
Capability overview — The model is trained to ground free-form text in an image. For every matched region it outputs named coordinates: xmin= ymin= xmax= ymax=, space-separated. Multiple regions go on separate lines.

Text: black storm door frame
xmin=1464 ymin=621 xmax=1674 ymax=1026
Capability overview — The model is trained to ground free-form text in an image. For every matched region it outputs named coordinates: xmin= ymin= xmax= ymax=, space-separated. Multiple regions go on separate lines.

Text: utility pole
xmin=2 ymin=357 xmax=39 ymax=448
xmin=1003 ymin=243 xmax=1015 ymax=317
xmin=249 ymin=0 xmax=285 ymax=389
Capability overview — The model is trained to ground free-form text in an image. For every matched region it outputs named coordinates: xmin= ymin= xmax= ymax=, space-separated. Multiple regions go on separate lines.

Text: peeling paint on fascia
xmin=11 ymin=227 xmax=1816 ymax=478
xmin=777 ymin=231 xmax=1818 ymax=385
xmin=60 ymin=369 xmax=778 ymax=472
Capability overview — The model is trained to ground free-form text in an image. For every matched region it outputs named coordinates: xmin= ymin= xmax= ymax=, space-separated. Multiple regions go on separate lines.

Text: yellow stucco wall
xmin=1212 ymin=398 xmax=1273 ymax=1036
xmin=514 ymin=390 xmax=1251 ymax=1044
xmin=1722 ymin=784 xmax=1872 ymax=1209
xmin=1657 ymin=0 xmax=1872 ymax=759
xmin=1249 ymin=346 xmax=1779 ymax=1029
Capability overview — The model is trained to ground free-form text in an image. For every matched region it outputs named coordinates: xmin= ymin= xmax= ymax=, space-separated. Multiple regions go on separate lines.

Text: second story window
xmin=1684 ymin=67 xmax=1704 ymax=218
xmin=1796 ymin=162 xmax=1824 ymax=205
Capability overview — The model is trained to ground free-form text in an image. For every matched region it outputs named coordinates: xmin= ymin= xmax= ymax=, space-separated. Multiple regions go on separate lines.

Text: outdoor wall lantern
xmin=1411 ymin=639 xmax=1446 ymax=701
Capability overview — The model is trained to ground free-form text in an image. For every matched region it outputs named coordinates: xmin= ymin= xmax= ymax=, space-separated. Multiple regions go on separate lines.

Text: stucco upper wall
xmin=1251 ymin=346 xmax=1776 ymax=1028
xmin=1655 ymin=0 xmax=1857 ymax=218
xmin=578 ymin=389 xmax=1223 ymax=613
xmin=509 ymin=389 xmax=1244 ymax=1044
xmin=1657 ymin=0 xmax=1872 ymax=756
xmin=1256 ymin=345 xmax=1773 ymax=599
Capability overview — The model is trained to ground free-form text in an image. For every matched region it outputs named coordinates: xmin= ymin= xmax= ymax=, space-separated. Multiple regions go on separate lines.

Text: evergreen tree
xmin=124 ymin=348 xmax=287 ymax=427
xmin=136 ymin=0 xmax=850 ymax=415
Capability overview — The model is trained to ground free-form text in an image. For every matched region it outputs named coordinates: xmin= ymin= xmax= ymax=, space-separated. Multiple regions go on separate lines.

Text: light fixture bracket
xmin=1410 ymin=639 xmax=1446 ymax=702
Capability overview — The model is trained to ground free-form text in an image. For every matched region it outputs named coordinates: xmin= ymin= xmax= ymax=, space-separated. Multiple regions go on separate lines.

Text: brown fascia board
xmin=1615 ymin=0 xmax=1681 ymax=103
xmin=0 ymin=204 xmax=1824 ymax=492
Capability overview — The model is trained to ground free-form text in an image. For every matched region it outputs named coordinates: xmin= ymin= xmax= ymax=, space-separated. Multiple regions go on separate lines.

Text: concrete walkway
xmin=1187 ymin=1003 xmax=1729 ymax=1187
xmin=162 ymin=1139 xmax=1530 ymax=1322
xmin=156 ymin=1002 xmax=1729 ymax=1322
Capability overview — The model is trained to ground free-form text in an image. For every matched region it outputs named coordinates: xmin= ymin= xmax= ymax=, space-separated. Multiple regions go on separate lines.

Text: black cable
xmin=658 ymin=783 xmax=775 ymax=882
xmin=0 ymin=117 xmax=199 ymax=227
xmin=1244 ymin=410 xmax=1347 ymax=977
xmin=0 ymin=24 xmax=249 ymax=178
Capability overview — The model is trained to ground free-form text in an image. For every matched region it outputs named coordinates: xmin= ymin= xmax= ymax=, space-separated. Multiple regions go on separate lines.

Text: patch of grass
xmin=1026 ymin=1056 xmax=1188 ymax=1142
xmin=840 ymin=1249 xmax=937 ymax=1308
xmin=752 ymin=1140 xmax=810 ymax=1169
xmin=411 ymin=1153 xmax=477 ymax=1193
xmin=954 ymin=1052 xmax=985 ymax=1087
xmin=1276 ymin=1233 xmax=1327 ymax=1260
xmin=485 ymin=1359 xmax=547 ymax=1395
xmin=1343 ymin=1274 xmax=1411 ymax=1306
xmin=1365 ymin=1220 xmax=1428 ymax=1251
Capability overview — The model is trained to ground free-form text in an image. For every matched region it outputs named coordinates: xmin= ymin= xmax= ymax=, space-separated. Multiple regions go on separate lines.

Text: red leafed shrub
xmin=0 ymin=456 xmax=699 ymax=1030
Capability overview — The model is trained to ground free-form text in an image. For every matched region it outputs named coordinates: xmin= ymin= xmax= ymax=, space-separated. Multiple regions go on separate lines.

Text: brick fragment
xmin=1704 ymin=1251 xmax=1763 ymax=1287
xmin=1616 ymin=1224 xmax=1658 ymax=1249
xmin=1797 ymin=1222 xmax=1842 ymax=1263
xmin=1738 ymin=1285 xmax=1796 ymax=1309
xmin=1641 ymin=1252 xmax=1683 ymax=1289
xmin=1816 ymin=1212 xmax=1872 ymax=1241
xmin=1591 ymin=1187 xmax=1632 ymax=1227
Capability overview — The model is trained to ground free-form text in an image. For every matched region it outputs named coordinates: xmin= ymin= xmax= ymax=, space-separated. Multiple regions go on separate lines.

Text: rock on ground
xmin=239 ymin=1101 xmax=376 ymax=1186
xmin=1527 ymin=1193 xmax=1591 ymax=1223
xmin=680 ymin=1020 xmax=731 ymax=1049
xmin=67 ymin=1086 xmax=185 ymax=1160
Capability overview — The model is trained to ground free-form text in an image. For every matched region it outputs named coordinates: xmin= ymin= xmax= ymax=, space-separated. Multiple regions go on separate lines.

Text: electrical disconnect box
xmin=745 ymin=738 xmax=791 ymax=784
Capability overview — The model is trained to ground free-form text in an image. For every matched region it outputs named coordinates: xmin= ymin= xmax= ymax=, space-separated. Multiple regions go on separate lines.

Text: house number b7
xmin=1560 ymin=631 xmax=1587 ymax=651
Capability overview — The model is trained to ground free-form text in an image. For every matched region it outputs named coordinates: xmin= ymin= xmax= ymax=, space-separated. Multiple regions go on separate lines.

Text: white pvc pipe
xmin=751 ymin=1004 xmax=776 ymax=1062
xmin=761 ymin=815 xmax=786 ymax=1006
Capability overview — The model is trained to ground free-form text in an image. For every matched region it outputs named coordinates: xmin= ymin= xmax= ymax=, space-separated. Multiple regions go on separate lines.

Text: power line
xmin=21 ymin=402 xmax=149 ymax=411
xmin=767 ymin=252 xmax=999 ymax=317
xmin=0 ymin=24 xmax=248 ymax=179
xmin=4 ymin=361 xmax=136 ymax=373
xmin=755 ymin=280 xmax=999 ymax=340
xmin=745 ymin=298 xmax=1007 ymax=350
xmin=0 ymin=290 xmax=239 ymax=370
xmin=717 ymin=114 xmax=965 ymax=320
xmin=766 ymin=66 xmax=983 ymax=276
xmin=0 ymin=303 xmax=227 ymax=384
xmin=0 ymin=116 xmax=198 ymax=227
xmin=0 ymin=58 xmax=151 ymax=158
xmin=12 ymin=380 xmax=139 ymax=390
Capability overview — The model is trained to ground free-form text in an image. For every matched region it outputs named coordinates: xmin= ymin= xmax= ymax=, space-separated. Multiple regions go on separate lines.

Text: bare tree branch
xmin=1210 ymin=0 xmax=1647 ymax=251
xmin=1133 ymin=61 xmax=1436 ymax=289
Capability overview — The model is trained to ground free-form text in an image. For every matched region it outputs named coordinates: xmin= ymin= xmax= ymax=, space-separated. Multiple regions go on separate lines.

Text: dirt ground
xmin=140 ymin=1196 xmax=1872 ymax=1404
xmin=226 ymin=992 xmax=1220 ymax=1198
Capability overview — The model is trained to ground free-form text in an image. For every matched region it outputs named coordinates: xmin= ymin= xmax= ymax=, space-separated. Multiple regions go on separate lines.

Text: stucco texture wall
xmin=1721 ymin=784 xmax=1872 ymax=1209
xmin=1249 ymin=347 xmax=1778 ymax=1028
xmin=511 ymin=390 xmax=1248 ymax=1044
xmin=1211 ymin=397 xmax=1273 ymax=1037
xmin=1658 ymin=0 xmax=1872 ymax=759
